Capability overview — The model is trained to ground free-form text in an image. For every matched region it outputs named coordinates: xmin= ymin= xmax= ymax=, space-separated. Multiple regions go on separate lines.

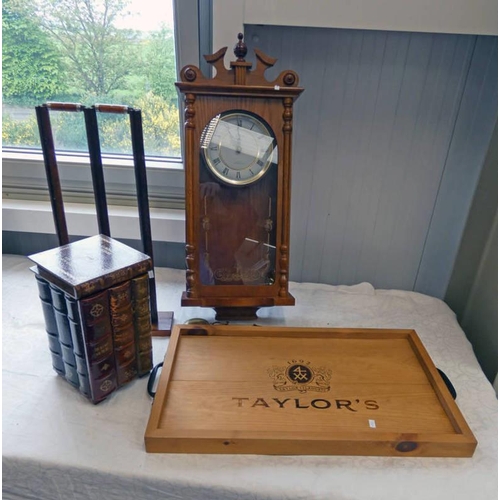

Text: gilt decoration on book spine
xmin=131 ymin=274 xmax=153 ymax=376
xmin=76 ymin=290 xmax=118 ymax=402
xmin=108 ymin=281 xmax=138 ymax=386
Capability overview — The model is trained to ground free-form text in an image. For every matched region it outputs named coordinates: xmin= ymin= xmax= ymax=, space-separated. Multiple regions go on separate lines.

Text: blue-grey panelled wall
xmin=245 ymin=25 xmax=497 ymax=298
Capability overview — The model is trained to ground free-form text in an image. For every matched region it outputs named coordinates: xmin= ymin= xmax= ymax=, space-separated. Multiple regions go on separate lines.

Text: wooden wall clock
xmin=176 ymin=34 xmax=303 ymax=320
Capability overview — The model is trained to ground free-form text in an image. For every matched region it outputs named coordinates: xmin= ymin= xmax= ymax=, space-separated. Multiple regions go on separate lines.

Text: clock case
xmin=176 ymin=35 xmax=303 ymax=320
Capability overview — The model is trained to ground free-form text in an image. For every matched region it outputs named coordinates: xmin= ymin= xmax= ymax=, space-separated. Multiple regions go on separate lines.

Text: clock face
xmin=201 ymin=110 xmax=277 ymax=186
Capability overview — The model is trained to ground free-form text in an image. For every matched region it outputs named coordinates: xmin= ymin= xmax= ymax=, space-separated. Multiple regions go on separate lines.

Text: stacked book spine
xmin=132 ymin=274 xmax=154 ymax=376
xmin=35 ymin=273 xmax=153 ymax=404
xmin=109 ymin=281 xmax=138 ymax=386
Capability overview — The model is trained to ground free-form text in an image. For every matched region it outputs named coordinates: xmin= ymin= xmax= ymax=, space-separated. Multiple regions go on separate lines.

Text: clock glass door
xmin=199 ymin=110 xmax=278 ymax=286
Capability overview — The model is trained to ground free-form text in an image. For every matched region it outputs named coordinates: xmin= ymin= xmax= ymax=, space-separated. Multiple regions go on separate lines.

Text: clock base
xmin=180 ymin=292 xmax=295 ymax=320
xmin=151 ymin=311 xmax=174 ymax=337
xmin=214 ymin=307 xmax=259 ymax=321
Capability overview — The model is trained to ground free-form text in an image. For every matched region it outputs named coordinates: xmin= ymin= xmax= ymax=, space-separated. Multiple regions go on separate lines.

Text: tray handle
xmin=437 ymin=368 xmax=457 ymax=400
xmin=147 ymin=362 xmax=163 ymax=398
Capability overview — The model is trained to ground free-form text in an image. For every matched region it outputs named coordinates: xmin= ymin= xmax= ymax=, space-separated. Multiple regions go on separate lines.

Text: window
xmin=2 ymin=0 xmax=205 ymax=209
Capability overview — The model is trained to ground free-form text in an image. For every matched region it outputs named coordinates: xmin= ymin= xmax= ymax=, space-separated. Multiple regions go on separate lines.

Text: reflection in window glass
xmin=2 ymin=0 xmax=181 ymax=158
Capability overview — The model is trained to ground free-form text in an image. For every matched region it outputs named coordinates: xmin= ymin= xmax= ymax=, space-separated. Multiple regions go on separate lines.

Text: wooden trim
xmin=175 ymin=83 xmax=303 ymax=99
xmin=180 ymin=293 xmax=295 ymax=308
xmin=407 ymin=331 xmax=476 ymax=439
xmin=144 ymin=326 xmax=182 ymax=437
xmin=183 ymin=93 xmax=198 ymax=298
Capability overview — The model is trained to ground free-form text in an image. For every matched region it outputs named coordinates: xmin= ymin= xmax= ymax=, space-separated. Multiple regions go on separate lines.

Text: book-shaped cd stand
xmin=30 ymin=235 xmax=154 ymax=404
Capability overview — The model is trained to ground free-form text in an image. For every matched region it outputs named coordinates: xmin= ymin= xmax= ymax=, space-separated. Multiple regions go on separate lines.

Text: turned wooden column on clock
xmin=176 ymin=34 xmax=303 ymax=321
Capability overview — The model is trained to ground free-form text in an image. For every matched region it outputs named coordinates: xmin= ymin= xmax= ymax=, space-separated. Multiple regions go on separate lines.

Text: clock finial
xmin=233 ymin=33 xmax=247 ymax=61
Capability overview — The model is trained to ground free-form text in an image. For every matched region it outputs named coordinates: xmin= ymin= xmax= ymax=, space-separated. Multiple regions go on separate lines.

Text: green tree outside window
xmin=2 ymin=0 xmax=181 ymax=157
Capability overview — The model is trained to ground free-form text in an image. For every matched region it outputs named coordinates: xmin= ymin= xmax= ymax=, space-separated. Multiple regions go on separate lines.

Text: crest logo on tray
xmin=231 ymin=359 xmax=380 ymax=411
xmin=268 ymin=359 xmax=332 ymax=393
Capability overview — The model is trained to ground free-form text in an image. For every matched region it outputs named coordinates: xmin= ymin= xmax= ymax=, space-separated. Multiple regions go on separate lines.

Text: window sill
xmin=2 ymin=148 xmax=184 ymax=170
xmin=2 ymin=148 xmax=186 ymax=210
xmin=2 ymin=199 xmax=185 ymax=243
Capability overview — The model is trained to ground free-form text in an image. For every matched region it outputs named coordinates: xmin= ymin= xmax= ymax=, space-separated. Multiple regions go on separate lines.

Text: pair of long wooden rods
xmin=93 ymin=104 xmax=159 ymax=326
xmin=35 ymin=102 xmax=112 ymax=241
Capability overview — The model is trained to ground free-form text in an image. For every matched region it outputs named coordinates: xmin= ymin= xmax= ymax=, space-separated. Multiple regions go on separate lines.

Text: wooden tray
xmin=145 ymin=325 xmax=477 ymax=456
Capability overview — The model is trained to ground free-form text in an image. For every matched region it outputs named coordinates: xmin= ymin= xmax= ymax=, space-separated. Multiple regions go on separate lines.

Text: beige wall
xmin=446 ymin=124 xmax=498 ymax=384
xmin=459 ymin=216 xmax=498 ymax=383
xmin=213 ymin=0 xmax=497 ymax=57
xmin=210 ymin=3 xmax=498 ymax=384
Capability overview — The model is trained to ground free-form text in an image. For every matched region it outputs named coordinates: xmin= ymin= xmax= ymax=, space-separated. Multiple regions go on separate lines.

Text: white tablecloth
xmin=3 ymin=254 xmax=497 ymax=500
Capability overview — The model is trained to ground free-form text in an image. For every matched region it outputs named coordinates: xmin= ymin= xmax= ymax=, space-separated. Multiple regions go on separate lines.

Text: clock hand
xmin=236 ymin=122 xmax=242 ymax=154
xmin=219 ymin=121 xmax=245 ymax=154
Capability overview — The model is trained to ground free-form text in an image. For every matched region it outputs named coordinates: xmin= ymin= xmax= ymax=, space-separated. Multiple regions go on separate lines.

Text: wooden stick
xmin=94 ymin=103 xmax=131 ymax=114
xmin=45 ymin=102 xmax=83 ymax=112
xmin=35 ymin=105 xmax=70 ymax=246
xmin=83 ymin=106 xmax=111 ymax=237
xmin=128 ymin=108 xmax=158 ymax=324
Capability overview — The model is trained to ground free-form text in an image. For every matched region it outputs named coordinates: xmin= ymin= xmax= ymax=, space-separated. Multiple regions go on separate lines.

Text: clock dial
xmin=201 ymin=111 xmax=277 ymax=186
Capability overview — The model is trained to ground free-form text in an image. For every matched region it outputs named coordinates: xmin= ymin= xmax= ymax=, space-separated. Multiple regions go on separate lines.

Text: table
xmin=3 ymin=254 xmax=497 ymax=500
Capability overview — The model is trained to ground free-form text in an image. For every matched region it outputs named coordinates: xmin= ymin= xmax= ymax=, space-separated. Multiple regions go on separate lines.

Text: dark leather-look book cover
xmin=29 ymin=235 xmax=152 ymax=299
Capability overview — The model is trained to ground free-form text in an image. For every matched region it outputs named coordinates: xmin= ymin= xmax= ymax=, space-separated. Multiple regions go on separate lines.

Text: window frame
xmin=2 ymin=0 xmax=208 ymax=210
